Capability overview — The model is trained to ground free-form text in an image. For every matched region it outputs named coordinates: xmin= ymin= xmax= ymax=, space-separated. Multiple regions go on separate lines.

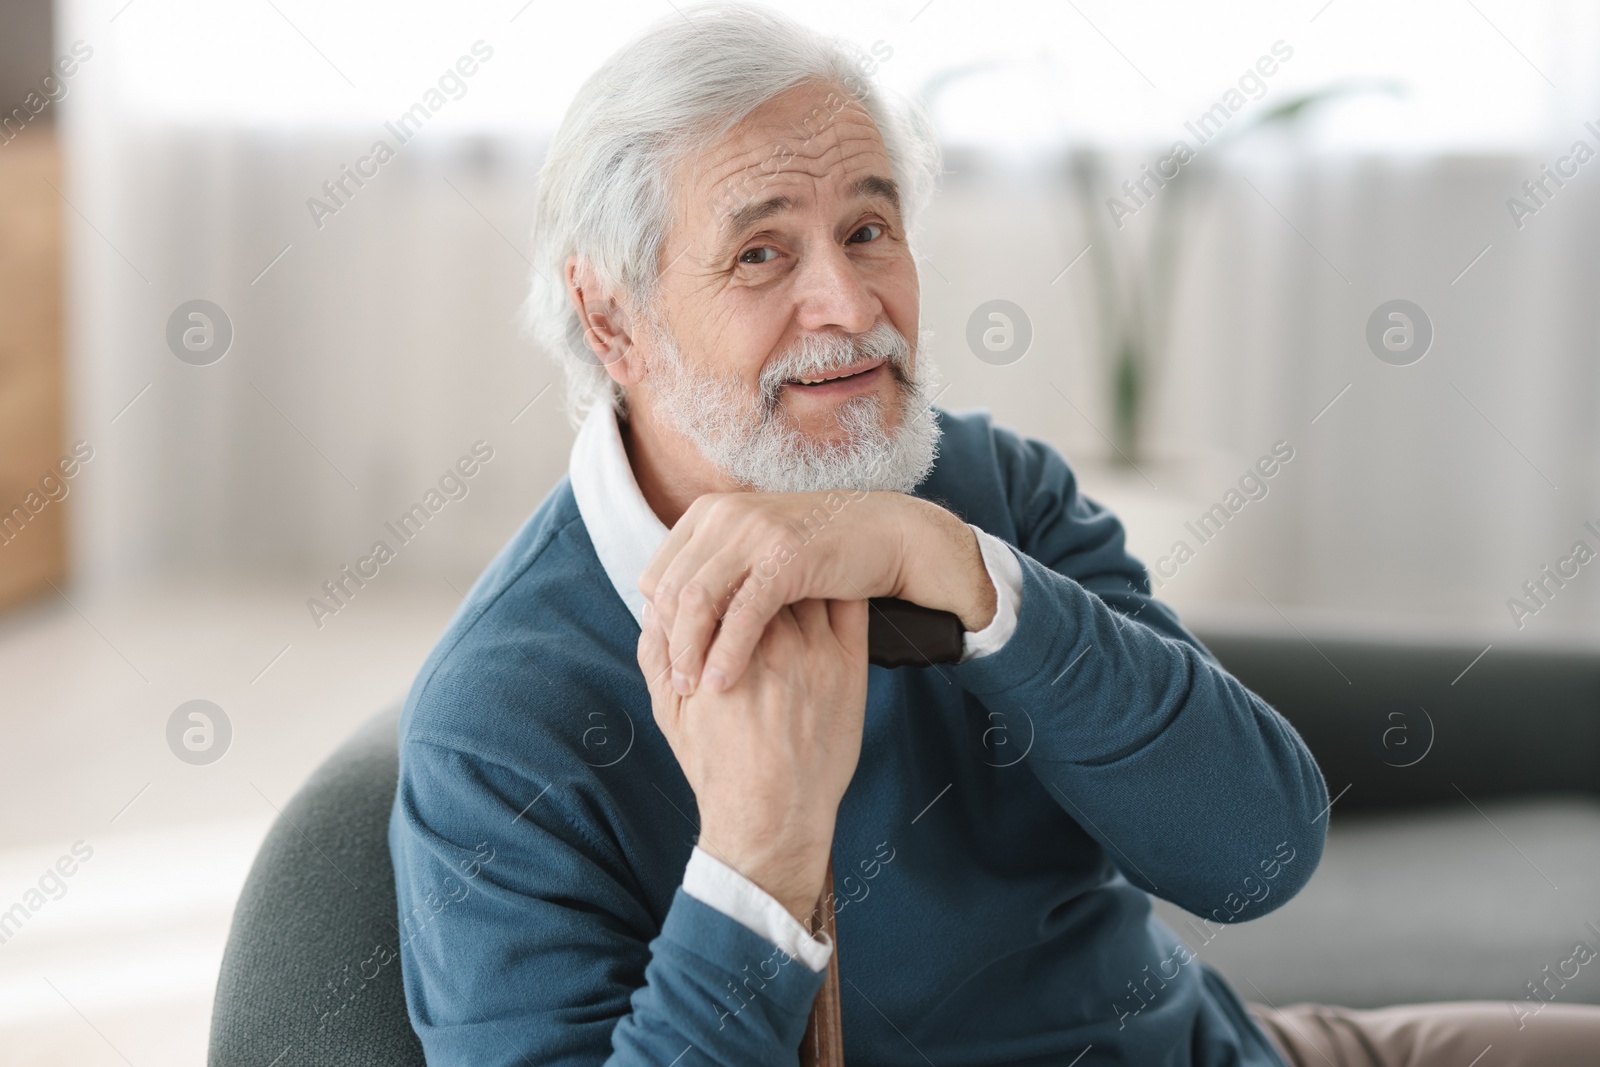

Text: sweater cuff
xmin=951 ymin=547 xmax=1075 ymax=698
xmin=960 ymin=526 xmax=1023 ymax=662
xmin=656 ymin=886 xmax=829 ymax=1035
xmin=682 ymin=846 xmax=833 ymax=973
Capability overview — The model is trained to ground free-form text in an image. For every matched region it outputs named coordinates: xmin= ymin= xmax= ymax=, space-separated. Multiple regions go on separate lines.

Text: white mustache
xmin=757 ymin=321 xmax=912 ymax=400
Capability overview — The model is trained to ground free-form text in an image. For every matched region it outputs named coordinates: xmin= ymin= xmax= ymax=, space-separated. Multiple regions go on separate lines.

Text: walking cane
xmin=798 ymin=854 xmax=845 ymax=1067
xmin=797 ymin=599 xmax=966 ymax=1067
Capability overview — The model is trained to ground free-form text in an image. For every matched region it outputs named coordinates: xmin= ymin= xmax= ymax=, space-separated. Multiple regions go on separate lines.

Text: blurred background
xmin=6 ymin=0 xmax=1600 ymax=1062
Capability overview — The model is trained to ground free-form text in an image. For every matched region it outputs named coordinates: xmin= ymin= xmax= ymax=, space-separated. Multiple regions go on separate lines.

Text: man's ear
xmin=565 ymin=255 xmax=645 ymax=387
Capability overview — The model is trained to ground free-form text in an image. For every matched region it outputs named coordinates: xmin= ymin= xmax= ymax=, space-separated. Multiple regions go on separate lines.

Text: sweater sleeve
xmin=949 ymin=425 xmax=1329 ymax=921
xmin=681 ymin=846 xmax=833 ymax=972
xmin=958 ymin=525 xmax=1024 ymax=661
xmin=389 ymin=738 xmax=827 ymax=1066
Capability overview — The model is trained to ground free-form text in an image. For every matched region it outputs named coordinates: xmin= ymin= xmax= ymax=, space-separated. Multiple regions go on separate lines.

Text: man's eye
xmin=739 ymin=246 xmax=777 ymax=265
xmin=848 ymin=223 xmax=884 ymax=244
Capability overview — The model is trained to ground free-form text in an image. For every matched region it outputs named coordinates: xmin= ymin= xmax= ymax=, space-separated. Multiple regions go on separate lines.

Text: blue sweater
xmin=388 ymin=409 xmax=1325 ymax=1066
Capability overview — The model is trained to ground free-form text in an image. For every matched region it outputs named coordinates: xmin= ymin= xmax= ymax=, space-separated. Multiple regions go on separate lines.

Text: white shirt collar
xmin=569 ymin=401 xmax=667 ymax=627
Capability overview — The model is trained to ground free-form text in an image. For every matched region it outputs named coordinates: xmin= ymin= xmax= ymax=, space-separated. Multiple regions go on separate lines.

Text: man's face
xmin=639 ymin=78 xmax=924 ymax=455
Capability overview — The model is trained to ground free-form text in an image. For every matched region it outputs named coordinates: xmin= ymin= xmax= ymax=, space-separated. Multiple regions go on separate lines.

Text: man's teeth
xmin=794 ymin=368 xmax=860 ymax=385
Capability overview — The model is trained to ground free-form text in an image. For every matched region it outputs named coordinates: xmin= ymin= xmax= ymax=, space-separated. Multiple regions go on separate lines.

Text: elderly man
xmin=388 ymin=4 xmax=1600 ymax=1065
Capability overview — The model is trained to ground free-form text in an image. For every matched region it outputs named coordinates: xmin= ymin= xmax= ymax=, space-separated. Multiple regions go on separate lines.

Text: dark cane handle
xmin=865 ymin=597 xmax=965 ymax=668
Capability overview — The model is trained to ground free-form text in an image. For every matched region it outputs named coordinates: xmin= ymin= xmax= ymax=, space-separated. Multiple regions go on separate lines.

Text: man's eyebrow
xmin=716 ymin=194 xmax=795 ymax=255
xmin=853 ymin=174 xmax=901 ymax=214
xmin=710 ymin=174 xmax=902 ymax=260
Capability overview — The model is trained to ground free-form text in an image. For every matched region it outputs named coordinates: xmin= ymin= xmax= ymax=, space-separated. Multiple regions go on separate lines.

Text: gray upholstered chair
xmin=208 ymin=702 xmax=425 ymax=1067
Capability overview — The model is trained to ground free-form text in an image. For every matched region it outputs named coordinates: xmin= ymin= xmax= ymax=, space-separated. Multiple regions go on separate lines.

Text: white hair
xmin=520 ymin=0 xmax=943 ymax=425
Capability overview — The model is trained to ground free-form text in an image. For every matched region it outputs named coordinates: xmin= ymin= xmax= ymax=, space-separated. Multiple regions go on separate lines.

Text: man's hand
xmin=638 ymin=598 xmax=870 ymax=923
xmin=639 ymin=490 xmax=997 ymax=695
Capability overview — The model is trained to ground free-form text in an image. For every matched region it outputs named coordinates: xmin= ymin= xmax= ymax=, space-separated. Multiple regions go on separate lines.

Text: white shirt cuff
xmin=680 ymin=845 xmax=833 ymax=973
xmin=960 ymin=526 xmax=1023 ymax=662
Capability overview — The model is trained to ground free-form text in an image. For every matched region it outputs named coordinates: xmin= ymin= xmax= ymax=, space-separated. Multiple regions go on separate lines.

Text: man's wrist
xmin=697 ymin=826 xmax=831 ymax=924
xmin=681 ymin=847 xmax=835 ymax=972
xmin=890 ymin=495 xmax=999 ymax=633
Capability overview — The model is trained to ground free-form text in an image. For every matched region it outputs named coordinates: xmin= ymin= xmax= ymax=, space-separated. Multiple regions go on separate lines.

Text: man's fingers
xmin=637 ymin=499 xmax=706 ymax=605
xmin=699 ymin=578 xmax=785 ymax=693
xmin=637 ymin=612 xmax=674 ymax=699
xmin=648 ymin=519 xmax=730 ymax=639
xmin=665 ymin=581 xmax=722 ymax=694
xmin=646 ymin=497 xmax=806 ymax=650
xmin=668 ymin=539 xmax=803 ymax=692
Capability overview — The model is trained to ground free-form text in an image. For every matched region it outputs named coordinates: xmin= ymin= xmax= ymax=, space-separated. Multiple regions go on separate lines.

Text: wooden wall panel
xmin=0 ymin=128 xmax=66 ymax=611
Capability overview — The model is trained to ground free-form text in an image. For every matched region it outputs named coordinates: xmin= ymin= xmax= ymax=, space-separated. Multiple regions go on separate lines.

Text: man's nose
xmin=793 ymin=240 xmax=881 ymax=335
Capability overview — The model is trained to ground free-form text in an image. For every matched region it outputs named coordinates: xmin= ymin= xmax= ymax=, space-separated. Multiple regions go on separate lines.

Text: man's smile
xmin=781 ymin=357 xmax=887 ymax=396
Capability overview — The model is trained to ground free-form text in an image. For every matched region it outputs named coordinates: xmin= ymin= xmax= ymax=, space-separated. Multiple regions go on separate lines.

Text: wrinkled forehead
xmin=670 ymin=80 xmax=897 ymax=246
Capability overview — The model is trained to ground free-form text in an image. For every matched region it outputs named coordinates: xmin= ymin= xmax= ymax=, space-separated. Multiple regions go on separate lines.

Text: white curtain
xmin=57 ymin=0 xmax=1600 ymax=642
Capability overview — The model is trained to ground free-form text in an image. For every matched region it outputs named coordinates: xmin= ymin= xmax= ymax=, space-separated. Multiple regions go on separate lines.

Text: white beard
xmin=642 ymin=317 xmax=943 ymax=494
